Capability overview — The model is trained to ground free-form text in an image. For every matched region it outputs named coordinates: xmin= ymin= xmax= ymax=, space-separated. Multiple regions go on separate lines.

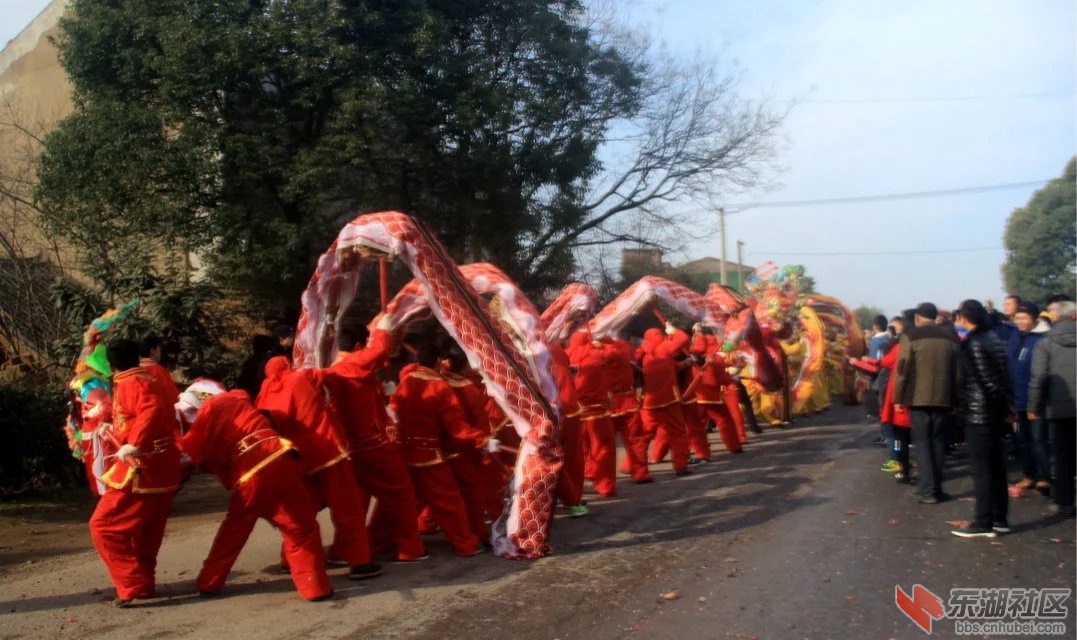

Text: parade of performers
xmin=65 ymin=212 xmax=874 ymax=606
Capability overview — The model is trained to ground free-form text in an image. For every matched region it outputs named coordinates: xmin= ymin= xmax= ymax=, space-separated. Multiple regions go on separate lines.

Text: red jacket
xmin=636 ymin=328 xmax=690 ymax=409
xmin=179 ymin=390 xmax=295 ymax=490
xmin=103 ymin=367 xmax=182 ymax=493
xmin=548 ymin=343 xmax=582 ymax=418
xmin=566 ymin=332 xmax=614 ymax=415
xmin=604 ymin=338 xmax=639 ymax=416
xmin=878 ymin=345 xmax=910 ymax=428
xmin=325 ymin=329 xmax=392 ymax=450
xmin=256 ymin=356 xmax=349 ymax=475
xmin=139 ymin=359 xmax=180 ymax=404
xmin=687 ymin=333 xmax=736 ymax=403
xmin=390 ymin=364 xmax=488 ymax=466
xmin=442 ymin=370 xmax=494 ymax=448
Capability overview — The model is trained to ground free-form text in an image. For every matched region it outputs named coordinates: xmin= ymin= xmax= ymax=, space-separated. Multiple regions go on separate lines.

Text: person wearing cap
xmin=1028 ymin=298 xmax=1077 ymax=517
xmin=89 ymin=339 xmax=182 ymax=607
xmin=176 ymin=381 xmax=332 ymax=601
xmin=1006 ymin=302 xmax=1049 ymax=493
xmin=892 ymin=302 xmax=960 ymax=504
xmin=950 ymin=300 xmax=1013 ymax=538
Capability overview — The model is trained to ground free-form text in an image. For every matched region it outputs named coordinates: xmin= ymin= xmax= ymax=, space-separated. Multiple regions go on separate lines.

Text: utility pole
xmin=736 ymin=240 xmax=746 ymax=294
xmin=718 ymin=207 xmax=727 ymax=286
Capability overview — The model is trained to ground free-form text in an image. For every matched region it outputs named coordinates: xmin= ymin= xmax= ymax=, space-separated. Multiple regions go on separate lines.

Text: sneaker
xmin=894 ymin=472 xmax=910 ymax=484
xmin=880 ymin=460 xmax=900 ymax=473
xmin=951 ymin=525 xmax=997 ymax=539
xmin=911 ymin=494 xmax=939 ymax=505
xmin=688 ymin=455 xmax=702 ymax=465
xmin=348 ymin=563 xmax=383 ymax=580
xmin=991 ymin=522 xmax=1011 ymax=534
xmin=568 ymin=504 xmax=589 ymax=518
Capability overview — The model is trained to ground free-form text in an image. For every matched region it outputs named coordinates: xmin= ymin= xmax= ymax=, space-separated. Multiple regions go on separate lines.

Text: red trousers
xmin=408 ymin=463 xmax=481 ymax=556
xmin=683 ymin=403 xmax=713 ymax=460
xmin=555 ymin=415 xmax=584 ymax=506
xmin=581 ymin=415 xmax=617 ymax=497
xmin=447 ymin=452 xmax=490 ymax=543
xmin=199 ymin=455 xmax=331 ymax=600
xmin=640 ymin=404 xmax=690 ymax=472
xmin=724 ymin=385 xmax=749 ymax=443
xmin=615 ymin=412 xmax=652 ymax=481
xmin=699 ymin=402 xmax=743 ymax=453
xmin=315 ymin=461 xmax=372 ymax=567
xmin=89 ymin=489 xmax=175 ymax=601
xmin=352 ymin=442 xmax=426 ymax=561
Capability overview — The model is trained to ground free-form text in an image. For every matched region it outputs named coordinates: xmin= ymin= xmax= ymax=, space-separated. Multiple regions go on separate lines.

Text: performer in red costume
xmin=688 ymin=326 xmax=745 ymax=454
xmin=89 ymin=339 xmax=181 ymax=607
xmin=637 ymin=323 xmax=693 ymax=476
xmin=566 ymin=332 xmax=617 ymax=497
xmin=257 ymin=356 xmax=382 ymax=579
xmin=390 ymin=343 xmax=488 ymax=556
xmin=176 ymin=381 xmax=333 ymax=601
xmin=138 ymin=336 xmax=180 ymax=403
xmin=608 ymin=336 xmax=652 ymax=483
xmin=678 ymin=349 xmax=713 ymax=462
xmin=548 ymin=341 xmax=588 ymax=516
xmin=325 ymin=318 xmax=427 ymax=562
xmin=439 ymin=346 xmax=498 ymax=543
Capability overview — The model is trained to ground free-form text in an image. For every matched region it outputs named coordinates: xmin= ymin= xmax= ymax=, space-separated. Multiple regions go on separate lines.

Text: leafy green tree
xmin=1002 ymin=157 xmax=1077 ymax=303
xmin=852 ymin=305 xmax=886 ymax=332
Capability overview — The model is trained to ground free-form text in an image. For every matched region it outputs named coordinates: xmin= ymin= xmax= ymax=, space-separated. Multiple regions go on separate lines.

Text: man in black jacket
xmin=893 ymin=302 xmax=960 ymax=504
xmin=951 ymin=299 xmax=1014 ymax=538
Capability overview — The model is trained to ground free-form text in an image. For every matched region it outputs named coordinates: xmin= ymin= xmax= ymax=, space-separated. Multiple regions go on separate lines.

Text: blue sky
xmin=4 ymin=0 xmax=1075 ymax=315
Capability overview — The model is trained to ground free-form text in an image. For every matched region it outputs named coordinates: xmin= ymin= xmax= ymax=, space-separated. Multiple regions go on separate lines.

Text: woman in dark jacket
xmin=951 ymin=300 xmax=1013 ymax=538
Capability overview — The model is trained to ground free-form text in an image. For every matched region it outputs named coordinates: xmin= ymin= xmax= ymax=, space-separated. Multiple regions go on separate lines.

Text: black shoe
xmin=198 ymin=590 xmax=220 ymax=598
xmin=991 ymin=522 xmax=1011 ymax=534
xmin=936 ymin=492 xmax=952 ymax=503
xmin=113 ymin=599 xmax=133 ymax=609
xmin=951 ymin=525 xmax=997 ymax=539
xmin=348 ymin=563 xmax=383 ymax=580
xmin=749 ymin=425 xmax=762 ymax=435
xmin=306 ymin=591 xmax=334 ymax=602
xmin=731 ymin=449 xmax=744 ymax=455
xmin=674 ymin=469 xmax=694 ymax=477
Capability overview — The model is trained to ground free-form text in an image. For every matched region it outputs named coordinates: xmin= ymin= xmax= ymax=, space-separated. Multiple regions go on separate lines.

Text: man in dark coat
xmin=951 ymin=300 xmax=1013 ymax=538
xmin=1028 ymin=299 xmax=1077 ymax=517
xmin=893 ymin=302 xmax=960 ymax=504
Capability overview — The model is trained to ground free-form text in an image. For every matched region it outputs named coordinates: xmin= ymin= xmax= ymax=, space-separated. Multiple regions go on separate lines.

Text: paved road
xmin=2 ymin=405 xmax=1074 ymax=639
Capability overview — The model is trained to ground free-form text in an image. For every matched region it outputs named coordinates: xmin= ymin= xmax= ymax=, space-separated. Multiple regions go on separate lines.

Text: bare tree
xmin=0 ymin=90 xmax=86 ymax=375
xmin=523 ymin=9 xmax=785 ymax=280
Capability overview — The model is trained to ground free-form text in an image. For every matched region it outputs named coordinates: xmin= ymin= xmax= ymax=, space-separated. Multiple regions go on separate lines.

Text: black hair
xmin=442 ymin=344 xmax=469 ymax=373
xmin=956 ymin=299 xmax=988 ymax=327
xmin=872 ymin=314 xmax=888 ymax=332
xmin=138 ymin=335 xmax=162 ymax=359
xmin=1004 ymin=294 xmax=1021 ymax=303
xmin=107 ymin=338 xmax=142 ymax=373
xmin=1046 ymin=294 xmax=1073 ymax=305
xmin=337 ymin=323 xmax=370 ymax=351
xmin=416 ymin=340 xmax=440 ymax=367
xmin=901 ymin=309 xmax=916 ymax=328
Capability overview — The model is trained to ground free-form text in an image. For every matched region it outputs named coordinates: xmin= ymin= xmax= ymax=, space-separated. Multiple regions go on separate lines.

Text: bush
xmin=0 ymin=382 xmax=83 ymax=498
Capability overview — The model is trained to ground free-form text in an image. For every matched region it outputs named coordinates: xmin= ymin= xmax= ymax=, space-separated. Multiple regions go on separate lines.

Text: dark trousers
xmin=1051 ymin=419 xmax=1076 ymax=508
xmin=863 ymin=388 xmax=880 ymax=418
xmin=734 ymin=380 xmax=760 ymax=431
xmin=893 ymin=426 xmax=911 ymax=474
xmin=910 ymin=408 xmax=949 ymax=498
xmin=965 ymin=421 xmax=1010 ymax=528
xmin=1016 ymin=411 xmax=1051 ymax=482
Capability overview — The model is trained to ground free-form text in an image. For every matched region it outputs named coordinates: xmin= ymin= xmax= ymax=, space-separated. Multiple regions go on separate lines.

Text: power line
xmin=724 ymin=179 xmax=1050 ymax=211
xmin=758 ymin=246 xmax=1003 ymax=257
xmin=796 ymin=91 xmax=1074 ymax=104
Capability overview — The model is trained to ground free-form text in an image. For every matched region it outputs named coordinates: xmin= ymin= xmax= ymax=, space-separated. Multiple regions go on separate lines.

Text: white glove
xmin=665 ymin=322 xmax=677 ymax=336
xmin=692 ymin=322 xmax=702 ymax=333
xmin=725 ymin=366 xmax=739 ymax=375
xmin=375 ymin=314 xmax=393 ymax=332
xmin=116 ymin=444 xmax=140 ymax=462
xmin=486 ymin=438 xmax=501 ymax=454
xmin=94 ymin=423 xmax=114 ymax=437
